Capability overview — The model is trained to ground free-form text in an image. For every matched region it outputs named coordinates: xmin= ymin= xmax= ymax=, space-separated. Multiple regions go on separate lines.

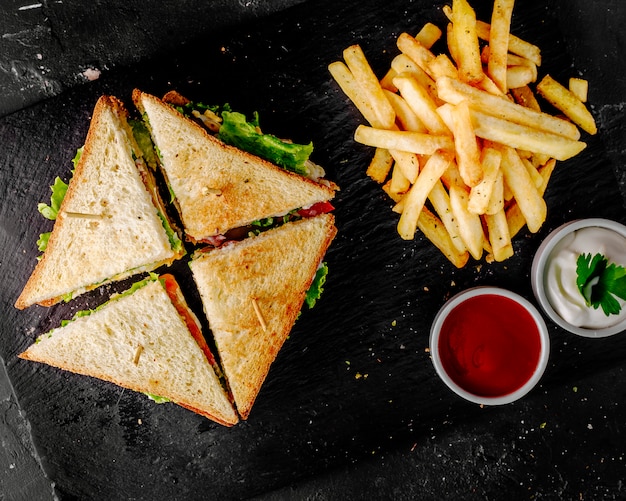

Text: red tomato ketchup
xmin=436 ymin=293 xmax=544 ymax=399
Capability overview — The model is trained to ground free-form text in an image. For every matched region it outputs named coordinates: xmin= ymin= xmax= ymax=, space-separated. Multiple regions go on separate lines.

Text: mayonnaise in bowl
xmin=532 ymin=219 xmax=626 ymax=338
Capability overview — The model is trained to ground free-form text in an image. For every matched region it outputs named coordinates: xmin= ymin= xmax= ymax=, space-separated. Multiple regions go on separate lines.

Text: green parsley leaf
xmin=576 ymin=253 xmax=626 ymax=316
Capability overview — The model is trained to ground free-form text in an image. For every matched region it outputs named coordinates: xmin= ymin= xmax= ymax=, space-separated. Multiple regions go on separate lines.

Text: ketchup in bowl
xmin=430 ymin=287 xmax=550 ymax=405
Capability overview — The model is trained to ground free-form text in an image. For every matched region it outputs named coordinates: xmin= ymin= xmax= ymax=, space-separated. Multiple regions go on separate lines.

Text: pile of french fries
xmin=329 ymin=0 xmax=597 ymax=267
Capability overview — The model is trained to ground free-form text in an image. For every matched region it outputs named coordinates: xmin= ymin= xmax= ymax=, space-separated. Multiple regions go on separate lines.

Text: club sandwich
xmin=19 ymin=274 xmax=239 ymax=426
xmin=15 ymin=95 xmax=184 ymax=309
xmin=132 ymin=89 xmax=337 ymax=245
xmin=189 ymin=213 xmax=337 ymax=419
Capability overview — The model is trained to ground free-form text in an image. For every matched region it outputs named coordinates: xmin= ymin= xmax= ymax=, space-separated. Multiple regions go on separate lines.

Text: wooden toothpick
xmin=62 ymin=211 xmax=105 ymax=220
xmin=251 ymin=297 xmax=268 ymax=332
xmin=133 ymin=344 xmax=144 ymax=365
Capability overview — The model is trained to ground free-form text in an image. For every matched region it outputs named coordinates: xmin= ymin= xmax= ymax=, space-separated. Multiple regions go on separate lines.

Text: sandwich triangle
xmin=190 ymin=214 xmax=337 ymax=419
xmin=15 ymin=96 xmax=182 ymax=309
xmin=133 ymin=90 xmax=335 ymax=243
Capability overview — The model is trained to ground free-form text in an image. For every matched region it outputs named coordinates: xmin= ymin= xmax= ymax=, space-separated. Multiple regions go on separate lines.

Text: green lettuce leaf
xmin=37 ymin=232 xmax=50 ymax=253
xmin=304 ymin=262 xmax=328 ymax=309
xmin=145 ymin=393 xmax=171 ymax=404
xmin=37 ymin=176 xmax=69 ymax=220
xmin=57 ymin=274 xmax=159 ymax=325
xmin=71 ymin=147 xmax=83 ymax=170
xmin=130 ymin=119 xmax=158 ymax=170
xmin=157 ymin=211 xmax=184 ymax=254
xmin=174 ymin=101 xmax=314 ymax=176
xmin=217 ymin=111 xmax=312 ymax=176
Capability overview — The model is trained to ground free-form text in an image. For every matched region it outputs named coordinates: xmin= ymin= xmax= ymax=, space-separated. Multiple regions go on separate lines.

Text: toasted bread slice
xmin=189 ymin=214 xmax=337 ymax=419
xmin=132 ymin=89 xmax=337 ymax=243
xmin=15 ymin=95 xmax=184 ymax=309
xmin=19 ymin=275 xmax=238 ymax=426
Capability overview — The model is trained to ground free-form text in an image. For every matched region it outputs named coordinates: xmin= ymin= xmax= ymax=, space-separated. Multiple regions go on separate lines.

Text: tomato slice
xmin=160 ymin=274 xmax=217 ymax=366
xmin=297 ymin=201 xmax=335 ymax=218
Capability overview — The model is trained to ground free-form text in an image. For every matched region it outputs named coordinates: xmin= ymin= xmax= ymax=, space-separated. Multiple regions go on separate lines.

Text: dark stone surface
xmin=0 ymin=0 xmax=625 ymax=500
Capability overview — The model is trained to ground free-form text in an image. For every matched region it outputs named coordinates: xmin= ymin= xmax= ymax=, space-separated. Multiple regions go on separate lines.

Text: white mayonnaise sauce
xmin=545 ymin=226 xmax=626 ymax=329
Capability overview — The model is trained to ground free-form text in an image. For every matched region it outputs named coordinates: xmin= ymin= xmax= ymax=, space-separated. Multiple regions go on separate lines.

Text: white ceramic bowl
xmin=430 ymin=287 xmax=550 ymax=406
xmin=531 ymin=218 xmax=626 ymax=338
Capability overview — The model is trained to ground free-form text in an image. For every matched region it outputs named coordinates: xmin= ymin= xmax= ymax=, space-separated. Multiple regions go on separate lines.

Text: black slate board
xmin=1 ymin=0 xmax=626 ymax=499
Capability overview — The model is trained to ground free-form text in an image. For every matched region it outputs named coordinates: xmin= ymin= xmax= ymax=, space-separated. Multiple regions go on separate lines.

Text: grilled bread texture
xmin=133 ymin=89 xmax=337 ymax=243
xmin=190 ymin=213 xmax=337 ymax=419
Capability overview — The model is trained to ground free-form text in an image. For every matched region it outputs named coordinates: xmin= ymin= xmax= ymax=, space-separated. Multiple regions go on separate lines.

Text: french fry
xmin=417 ymin=207 xmax=470 ymax=268
xmin=468 ymin=146 xmax=502 ymax=214
xmin=393 ymin=75 xmax=451 ymax=135
xmin=521 ymin=156 xmax=543 ymax=189
xmin=428 ymin=54 xmax=459 ymax=80
xmin=485 ymin=169 xmax=505 ymax=215
xmin=439 ymin=157 xmax=464 ymax=189
xmin=380 ymin=68 xmax=398 ymax=92
xmin=389 ymin=149 xmax=420 ymax=184
xmin=569 ymin=77 xmax=588 ymax=103
xmin=482 ymin=47 xmax=539 ymax=86
xmin=435 ymin=102 xmax=454 ymax=132
xmin=475 ymin=74 xmax=506 ymax=96
xmin=498 ymin=145 xmax=546 ymax=233
xmin=331 ymin=0 xmax=592 ymax=267
xmin=469 ymin=109 xmax=586 ymax=160
xmin=428 ymin=180 xmax=467 ymax=253
xmin=384 ymin=89 xmax=428 ymax=133
xmin=506 ymin=65 xmax=536 ymax=89
xmin=415 ymin=22 xmax=442 ymax=49
xmin=536 ymin=75 xmax=597 ymax=135
xmin=449 ymin=183 xmax=484 ymax=259
xmin=450 ymin=0 xmax=484 ymax=84
xmin=436 ymin=76 xmax=581 ymax=140
xmin=502 ymin=173 xmax=514 ymax=202
xmin=530 ymin=151 xmax=551 ymax=168
xmin=382 ymin=179 xmax=403 ymax=204
xmin=342 ymin=45 xmax=396 ymax=129
xmin=397 ymin=152 xmax=452 ymax=239
xmin=507 ymin=158 xmax=556 ymax=237
xmin=445 ymin=23 xmax=459 ymax=67
xmin=487 ymin=0 xmax=515 ymax=93
xmin=505 ymin=202 xmax=526 ymax=239
xmin=475 ymin=20 xmax=541 ymax=66
xmin=449 ymin=100 xmax=483 ymax=187
xmin=389 ymin=162 xmax=411 ymax=198
xmin=485 ymin=209 xmax=514 ymax=262
xmin=391 ymin=54 xmax=438 ymax=98
xmin=354 ymin=125 xmax=454 ymax=154
xmin=510 ymin=85 xmax=541 ymax=112
xmin=328 ymin=61 xmax=382 ymax=127
xmin=397 ymin=32 xmax=436 ymax=78
xmin=366 ymin=147 xmax=394 ymax=183
xmin=444 ymin=4 xmax=541 ymax=65
xmin=501 ymin=52 xmax=538 ymax=84
xmin=537 ymin=157 xmax=557 ymax=193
